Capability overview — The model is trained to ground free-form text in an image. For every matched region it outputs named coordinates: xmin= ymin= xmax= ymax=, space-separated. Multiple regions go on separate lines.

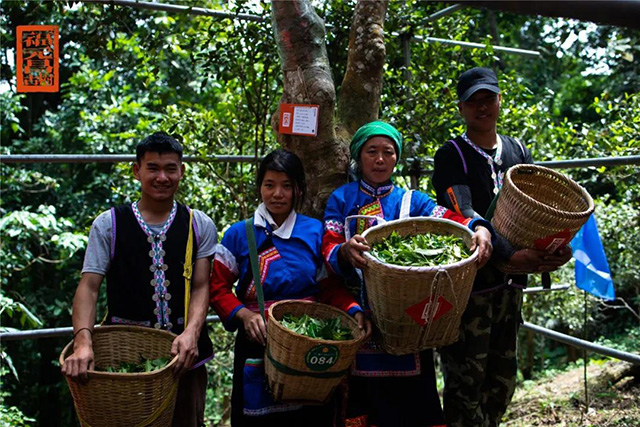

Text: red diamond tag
xmin=405 ymin=296 xmax=453 ymax=326
xmin=534 ymin=229 xmax=571 ymax=252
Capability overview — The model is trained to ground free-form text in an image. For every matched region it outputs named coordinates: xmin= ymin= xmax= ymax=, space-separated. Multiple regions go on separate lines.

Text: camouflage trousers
xmin=439 ymin=286 xmax=523 ymax=427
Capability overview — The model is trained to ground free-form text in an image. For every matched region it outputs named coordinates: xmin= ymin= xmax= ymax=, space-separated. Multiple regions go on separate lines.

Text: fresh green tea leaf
xmin=281 ymin=313 xmax=353 ymax=341
xmin=370 ymin=231 xmax=471 ymax=267
xmin=97 ymin=356 xmax=170 ymax=373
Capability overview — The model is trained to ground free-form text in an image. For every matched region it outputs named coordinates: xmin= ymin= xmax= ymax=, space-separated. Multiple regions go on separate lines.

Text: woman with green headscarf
xmin=321 ymin=121 xmax=494 ymax=427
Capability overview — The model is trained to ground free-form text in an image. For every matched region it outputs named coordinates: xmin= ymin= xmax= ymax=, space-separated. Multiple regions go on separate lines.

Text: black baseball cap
xmin=457 ymin=67 xmax=500 ymax=101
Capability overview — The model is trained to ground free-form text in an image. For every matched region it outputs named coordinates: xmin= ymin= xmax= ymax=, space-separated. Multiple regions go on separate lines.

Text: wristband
xmin=73 ymin=327 xmax=94 ymax=340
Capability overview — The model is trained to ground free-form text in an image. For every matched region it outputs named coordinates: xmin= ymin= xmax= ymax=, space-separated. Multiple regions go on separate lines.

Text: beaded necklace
xmin=462 ymin=132 xmax=503 ymax=195
xmin=132 ymin=200 xmax=178 ymax=331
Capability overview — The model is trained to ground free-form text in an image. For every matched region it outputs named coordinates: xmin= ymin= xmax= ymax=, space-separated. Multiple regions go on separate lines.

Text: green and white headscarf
xmin=350 ymin=121 xmax=403 ymax=162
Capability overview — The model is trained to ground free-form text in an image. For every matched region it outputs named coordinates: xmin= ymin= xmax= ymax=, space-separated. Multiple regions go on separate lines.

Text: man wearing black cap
xmin=432 ymin=67 xmax=571 ymax=426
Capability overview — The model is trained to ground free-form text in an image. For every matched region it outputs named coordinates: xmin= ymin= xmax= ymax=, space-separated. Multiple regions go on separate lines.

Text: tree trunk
xmin=271 ymin=0 xmax=389 ymax=219
xmin=337 ymin=0 xmax=389 ymax=136
xmin=271 ymin=0 xmax=343 ymax=219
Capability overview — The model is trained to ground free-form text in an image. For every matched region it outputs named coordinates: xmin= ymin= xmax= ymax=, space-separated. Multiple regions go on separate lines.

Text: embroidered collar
xmin=254 ymin=203 xmax=296 ymax=239
xmin=359 ymin=179 xmax=394 ymax=198
xmin=132 ymin=200 xmax=177 ymax=238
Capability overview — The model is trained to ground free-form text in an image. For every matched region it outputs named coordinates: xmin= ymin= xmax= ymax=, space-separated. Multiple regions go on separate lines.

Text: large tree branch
xmin=337 ymin=0 xmax=389 ymax=135
xmin=272 ymin=0 xmax=348 ymax=218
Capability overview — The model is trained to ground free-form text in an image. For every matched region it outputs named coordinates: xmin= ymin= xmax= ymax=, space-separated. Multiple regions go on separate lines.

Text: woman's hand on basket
xmin=236 ymin=308 xmax=267 ymax=346
xmin=171 ymin=329 xmax=199 ymax=377
xmin=61 ymin=341 xmax=94 ymax=383
xmin=339 ymin=235 xmax=371 ymax=269
xmin=354 ymin=311 xmax=373 ymax=341
xmin=471 ymin=226 xmax=493 ymax=268
xmin=509 ymin=246 xmax=573 ymax=272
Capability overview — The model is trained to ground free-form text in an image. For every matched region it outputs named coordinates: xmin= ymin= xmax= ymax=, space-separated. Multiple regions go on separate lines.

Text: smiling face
xmin=133 ymin=151 xmax=184 ymax=203
xmin=458 ymin=89 xmax=501 ymax=133
xmin=358 ymin=136 xmax=397 ymax=186
xmin=260 ymin=170 xmax=294 ymax=225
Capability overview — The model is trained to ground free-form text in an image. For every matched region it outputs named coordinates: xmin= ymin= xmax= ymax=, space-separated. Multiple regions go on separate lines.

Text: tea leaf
xmin=371 ymin=231 xmax=470 ymax=267
xmin=281 ymin=313 xmax=353 ymax=341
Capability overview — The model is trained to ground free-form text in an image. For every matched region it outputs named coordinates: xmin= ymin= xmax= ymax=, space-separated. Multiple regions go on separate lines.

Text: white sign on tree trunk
xmin=279 ymin=104 xmax=319 ymax=136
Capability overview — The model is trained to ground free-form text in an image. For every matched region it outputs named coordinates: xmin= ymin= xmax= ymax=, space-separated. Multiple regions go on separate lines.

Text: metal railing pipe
xmin=523 ymin=284 xmax=571 ymax=294
xmin=538 ymin=155 xmax=640 ymax=169
xmin=79 ymin=1 xmax=537 ymax=60
xmin=3 ymin=154 xmax=638 ymax=168
xmin=81 ymin=0 xmax=266 ymax=22
xmin=0 ymin=154 xmax=262 ymax=164
xmin=0 ymin=315 xmax=221 ymax=341
xmin=410 ymin=35 xmax=541 ymax=57
xmin=521 ymin=322 xmax=640 ymax=365
xmin=422 ymin=4 xmax=467 ymax=24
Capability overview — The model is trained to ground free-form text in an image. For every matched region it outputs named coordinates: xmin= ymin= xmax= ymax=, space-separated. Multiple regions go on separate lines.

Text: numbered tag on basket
xmin=305 ymin=345 xmax=339 ymax=372
xmin=534 ymin=229 xmax=571 ymax=252
xmin=405 ymin=296 xmax=453 ymax=326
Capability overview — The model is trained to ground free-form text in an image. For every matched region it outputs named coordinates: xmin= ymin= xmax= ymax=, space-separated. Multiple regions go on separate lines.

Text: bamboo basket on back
xmin=362 ymin=217 xmax=478 ymax=355
xmin=265 ymin=300 xmax=365 ymax=403
xmin=60 ymin=325 xmax=178 ymax=427
xmin=492 ymin=164 xmax=594 ymax=274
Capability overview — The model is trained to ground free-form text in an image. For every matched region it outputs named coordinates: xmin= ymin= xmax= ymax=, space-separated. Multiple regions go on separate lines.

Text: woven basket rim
xmin=59 ymin=325 xmax=179 ymax=379
xmin=268 ymin=300 xmax=366 ymax=345
xmin=361 ymin=217 xmax=478 ymax=271
xmin=505 ymin=164 xmax=594 ymax=217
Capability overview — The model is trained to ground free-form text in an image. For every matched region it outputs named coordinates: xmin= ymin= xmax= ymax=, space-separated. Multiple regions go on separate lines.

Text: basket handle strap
xmin=419 ymin=268 xmax=458 ymax=343
xmin=136 ymin=381 xmax=179 ymax=427
xmin=344 ymin=215 xmax=386 ymax=242
xmin=245 ymin=218 xmax=265 ymax=321
xmin=183 ymin=208 xmax=195 ymax=328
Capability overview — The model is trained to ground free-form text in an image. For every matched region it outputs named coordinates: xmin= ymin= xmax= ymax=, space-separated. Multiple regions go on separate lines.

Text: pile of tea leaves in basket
xmin=97 ymin=356 xmax=170 ymax=373
xmin=370 ymin=231 xmax=471 ymax=267
xmin=280 ymin=314 xmax=353 ymax=341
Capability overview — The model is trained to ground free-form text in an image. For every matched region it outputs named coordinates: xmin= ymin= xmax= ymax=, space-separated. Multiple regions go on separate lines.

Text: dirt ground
xmin=503 ymin=360 xmax=640 ymax=427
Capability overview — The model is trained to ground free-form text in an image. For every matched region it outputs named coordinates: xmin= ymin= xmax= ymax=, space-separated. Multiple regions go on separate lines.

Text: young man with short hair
xmin=61 ymin=132 xmax=217 ymax=427
xmin=432 ymin=67 xmax=571 ymax=426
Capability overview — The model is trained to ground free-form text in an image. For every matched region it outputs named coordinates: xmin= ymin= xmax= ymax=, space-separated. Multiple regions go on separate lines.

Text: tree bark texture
xmin=272 ymin=0 xmax=389 ymax=219
xmin=337 ymin=0 xmax=389 ymax=136
xmin=271 ymin=0 xmax=345 ymax=219
xmin=448 ymin=1 xmax=640 ymax=30
xmin=271 ymin=0 xmax=388 ymax=219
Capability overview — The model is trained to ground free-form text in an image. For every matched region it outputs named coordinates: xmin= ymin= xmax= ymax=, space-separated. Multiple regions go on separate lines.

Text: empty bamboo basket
xmin=492 ymin=164 xmax=594 ymax=274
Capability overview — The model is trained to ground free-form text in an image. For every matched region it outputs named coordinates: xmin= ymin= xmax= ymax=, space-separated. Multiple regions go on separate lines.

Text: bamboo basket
xmin=492 ymin=164 xmax=594 ymax=274
xmin=265 ymin=300 xmax=365 ymax=403
xmin=59 ymin=325 xmax=179 ymax=427
xmin=362 ymin=217 xmax=478 ymax=355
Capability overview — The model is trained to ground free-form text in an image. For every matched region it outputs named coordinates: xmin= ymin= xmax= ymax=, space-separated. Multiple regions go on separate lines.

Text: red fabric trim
xmin=345 ymin=415 xmax=368 ymax=427
xmin=317 ymin=274 xmax=361 ymax=313
xmin=322 ymin=229 xmax=345 ymax=272
xmin=209 ymin=259 xmax=241 ymax=322
xmin=443 ymin=209 xmax=472 ymax=226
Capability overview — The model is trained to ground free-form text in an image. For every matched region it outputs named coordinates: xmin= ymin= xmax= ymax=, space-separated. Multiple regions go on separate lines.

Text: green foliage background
xmin=1 ymin=1 xmax=638 ymax=425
